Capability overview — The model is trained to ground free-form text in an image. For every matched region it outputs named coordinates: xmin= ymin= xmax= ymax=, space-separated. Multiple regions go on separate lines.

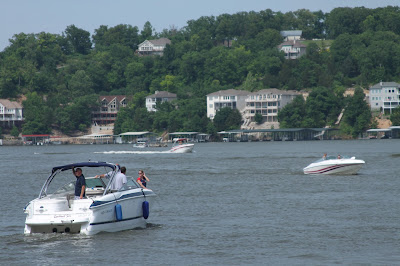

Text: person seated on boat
xmin=322 ymin=153 xmax=327 ymax=160
xmin=72 ymin=167 xmax=86 ymax=199
xmin=137 ymin=170 xmax=150 ymax=189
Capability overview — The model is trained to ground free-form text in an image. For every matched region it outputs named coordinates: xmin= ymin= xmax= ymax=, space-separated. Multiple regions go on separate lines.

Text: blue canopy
xmin=52 ymin=162 xmax=117 ymax=173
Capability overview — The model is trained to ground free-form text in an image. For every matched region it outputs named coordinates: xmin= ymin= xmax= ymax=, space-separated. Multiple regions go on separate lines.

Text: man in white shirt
xmin=111 ymin=166 xmax=127 ymax=190
xmin=95 ymin=166 xmax=127 ymax=190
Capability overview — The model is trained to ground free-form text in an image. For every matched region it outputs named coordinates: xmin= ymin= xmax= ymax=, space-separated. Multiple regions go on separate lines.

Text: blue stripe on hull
xmin=90 ymin=215 xmax=143 ymax=226
xmin=90 ymin=191 xmax=155 ymax=207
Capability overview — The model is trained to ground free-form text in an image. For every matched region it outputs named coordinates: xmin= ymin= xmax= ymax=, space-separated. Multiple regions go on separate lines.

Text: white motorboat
xmin=303 ymin=155 xmax=365 ymax=175
xmin=24 ymin=162 xmax=156 ymax=235
xmin=133 ymin=141 xmax=148 ymax=148
xmin=168 ymin=138 xmax=194 ymax=153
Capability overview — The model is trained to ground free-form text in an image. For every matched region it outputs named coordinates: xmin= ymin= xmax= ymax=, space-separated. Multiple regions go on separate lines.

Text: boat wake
xmin=94 ymin=151 xmax=171 ymax=154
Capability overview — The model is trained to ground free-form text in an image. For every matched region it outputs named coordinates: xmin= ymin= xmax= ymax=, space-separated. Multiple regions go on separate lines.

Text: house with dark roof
xmin=137 ymin=38 xmax=171 ymax=56
xmin=369 ymin=81 xmax=400 ymax=114
xmin=278 ymin=40 xmax=307 ymax=59
xmin=145 ymin=91 xmax=177 ymax=112
xmin=0 ymin=99 xmax=23 ymax=126
xmin=92 ymin=95 xmax=129 ymax=125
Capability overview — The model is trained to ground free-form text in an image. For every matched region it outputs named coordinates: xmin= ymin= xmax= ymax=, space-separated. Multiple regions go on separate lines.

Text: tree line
xmin=1 ymin=6 xmax=400 ymax=137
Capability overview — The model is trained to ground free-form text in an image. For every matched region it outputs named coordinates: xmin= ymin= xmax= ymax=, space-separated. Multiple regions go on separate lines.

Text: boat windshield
xmin=53 ymin=178 xmax=106 ymax=195
xmin=54 ymin=181 xmax=75 ymax=195
xmin=118 ymin=178 xmax=140 ymax=191
xmin=315 ymin=155 xmax=352 ymax=162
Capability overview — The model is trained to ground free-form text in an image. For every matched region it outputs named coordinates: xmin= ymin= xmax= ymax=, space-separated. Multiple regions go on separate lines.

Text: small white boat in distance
xmin=303 ymin=155 xmax=365 ymax=175
xmin=24 ymin=162 xmax=156 ymax=235
xmin=133 ymin=141 xmax=148 ymax=148
xmin=168 ymin=138 xmax=194 ymax=153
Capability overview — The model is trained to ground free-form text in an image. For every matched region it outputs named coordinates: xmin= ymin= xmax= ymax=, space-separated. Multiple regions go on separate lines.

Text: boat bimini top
xmin=39 ymin=161 xmax=119 ymax=199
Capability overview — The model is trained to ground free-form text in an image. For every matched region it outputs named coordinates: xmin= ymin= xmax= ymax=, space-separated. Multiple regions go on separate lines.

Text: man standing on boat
xmin=95 ymin=165 xmax=127 ymax=190
xmin=72 ymin=167 xmax=86 ymax=199
xmin=111 ymin=166 xmax=127 ymax=190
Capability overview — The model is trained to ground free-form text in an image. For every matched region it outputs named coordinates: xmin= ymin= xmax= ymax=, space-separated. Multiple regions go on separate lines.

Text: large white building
xmin=206 ymin=89 xmax=300 ymax=123
xmin=137 ymin=38 xmax=171 ymax=56
xmin=0 ymin=99 xmax=23 ymax=124
xmin=145 ymin=91 xmax=177 ymax=112
xmin=369 ymin=82 xmax=400 ymax=113
xmin=244 ymin=89 xmax=300 ymax=122
xmin=206 ymin=89 xmax=248 ymax=120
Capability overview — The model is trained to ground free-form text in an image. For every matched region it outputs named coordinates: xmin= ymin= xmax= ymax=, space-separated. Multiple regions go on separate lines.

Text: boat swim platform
xmin=218 ymin=128 xmax=339 ymax=141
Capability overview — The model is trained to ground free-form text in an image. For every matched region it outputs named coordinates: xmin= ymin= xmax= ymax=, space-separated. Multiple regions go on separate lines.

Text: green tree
xmin=64 ymin=25 xmax=92 ymax=54
xmin=213 ymin=107 xmax=242 ymax=131
xmin=254 ymin=113 xmax=263 ymax=124
xmin=341 ymin=87 xmax=371 ymax=138
xmin=141 ymin=21 xmax=154 ymax=41
xmin=22 ymin=92 xmax=52 ymax=134
xmin=68 ymin=70 xmax=95 ymax=99
xmin=278 ymin=95 xmax=306 ymax=128
xmin=10 ymin=126 xmax=19 ymax=137
xmin=390 ymin=106 xmax=400 ymax=126
xmin=93 ymin=24 xmax=140 ymax=49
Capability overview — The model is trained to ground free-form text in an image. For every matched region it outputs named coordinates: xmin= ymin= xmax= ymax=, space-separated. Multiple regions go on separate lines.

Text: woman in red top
xmin=137 ymin=170 xmax=150 ymax=189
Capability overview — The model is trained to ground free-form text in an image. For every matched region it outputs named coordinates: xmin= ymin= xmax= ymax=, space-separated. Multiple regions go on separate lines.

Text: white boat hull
xmin=303 ymin=158 xmax=365 ymax=175
xmin=168 ymin=144 xmax=194 ymax=153
xmin=24 ymin=189 xmax=156 ymax=235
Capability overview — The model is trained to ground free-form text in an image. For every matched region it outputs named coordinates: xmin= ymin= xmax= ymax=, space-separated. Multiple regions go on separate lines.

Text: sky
xmin=1 ymin=0 xmax=399 ymax=51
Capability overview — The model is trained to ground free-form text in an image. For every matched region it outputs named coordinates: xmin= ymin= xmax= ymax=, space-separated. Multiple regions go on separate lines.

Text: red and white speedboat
xmin=168 ymin=138 xmax=194 ymax=153
xmin=303 ymin=155 xmax=365 ymax=175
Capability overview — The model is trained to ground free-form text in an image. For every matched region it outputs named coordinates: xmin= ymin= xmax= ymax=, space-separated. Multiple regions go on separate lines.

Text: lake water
xmin=0 ymin=140 xmax=399 ymax=265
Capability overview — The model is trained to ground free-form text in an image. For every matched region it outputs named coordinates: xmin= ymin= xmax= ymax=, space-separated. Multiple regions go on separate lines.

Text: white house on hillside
xmin=0 ymin=99 xmax=23 ymax=125
xmin=206 ymin=89 xmax=249 ymax=120
xmin=137 ymin=38 xmax=171 ymax=56
xmin=145 ymin=91 xmax=177 ymax=112
xmin=280 ymin=30 xmax=302 ymax=41
xmin=369 ymin=81 xmax=400 ymax=114
xmin=278 ymin=40 xmax=307 ymax=59
xmin=244 ymin=89 xmax=300 ymax=122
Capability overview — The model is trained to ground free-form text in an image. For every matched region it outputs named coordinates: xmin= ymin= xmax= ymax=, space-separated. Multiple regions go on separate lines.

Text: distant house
xmin=137 ymin=38 xmax=171 ymax=56
xmin=145 ymin=91 xmax=177 ymax=112
xmin=0 ymin=99 xmax=23 ymax=126
xmin=206 ymin=89 xmax=300 ymax=124
xmin=280 ymin=30 xmax=302 ymax=41
xmin=278 ymin=40 xmax=307 ymax=59
xmin=206 ymin=89 xmax=249 ymax=120
xmin=369 ymin=81 xmax=400 ymax=114
xmin=244 ymin=89 xmax=300 ymax=123
xmin=92 ymin=95 xmax=128 ymax=125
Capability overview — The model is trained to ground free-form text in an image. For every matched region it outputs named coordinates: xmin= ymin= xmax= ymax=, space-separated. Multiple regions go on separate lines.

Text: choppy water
xmin=0 ymin=140 xmax=399 ymax=265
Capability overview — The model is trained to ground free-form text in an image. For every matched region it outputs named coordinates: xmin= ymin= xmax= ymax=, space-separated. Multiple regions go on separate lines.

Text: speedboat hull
xmin=168 ymin=144 xmax=194 ymax=153
xmin=24 ymin=189 xmax=156 ymax=235
xmin=24 ymin=162 xmax=157 ymax=235
xmin=303 ymin=157 xmax=365 ymax=175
